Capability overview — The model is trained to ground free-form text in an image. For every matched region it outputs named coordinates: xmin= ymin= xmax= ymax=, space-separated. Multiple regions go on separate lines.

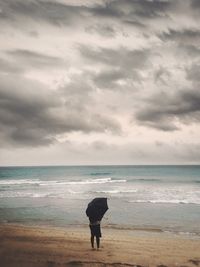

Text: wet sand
xmin=0 ymin=224 xmax=200 ymax=267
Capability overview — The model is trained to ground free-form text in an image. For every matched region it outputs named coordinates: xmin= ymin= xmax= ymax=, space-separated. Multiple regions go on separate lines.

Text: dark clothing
xmin=89 ymin=223 xmax=101 ymax=238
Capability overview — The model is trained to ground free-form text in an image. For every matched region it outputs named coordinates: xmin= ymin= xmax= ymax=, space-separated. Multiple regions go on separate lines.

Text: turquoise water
xmin=0 ymin=165 xmax=200 ymax=235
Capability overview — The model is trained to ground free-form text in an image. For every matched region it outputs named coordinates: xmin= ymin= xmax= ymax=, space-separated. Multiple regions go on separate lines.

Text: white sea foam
xmin=0 ymin=177 xmax=126 ymax=186
xmin=0 ymin=191 xmax=63 ymax=198
xmin=128 ymin=199 xmax=200 ymax=205
xmin=0 ymin=189 xmax=87 ymax=198
xmin=1 ymin=176 xmax=200 ymax=205
xmin=40 ymin=177 xmax=126 ymax=186
xmin=0 ymin=192 xmax=44 ymax=198
xmin=0 ymin=179 xmax=40 ymax=185
xmin=94 ymin=189 xmax=138 ymax=194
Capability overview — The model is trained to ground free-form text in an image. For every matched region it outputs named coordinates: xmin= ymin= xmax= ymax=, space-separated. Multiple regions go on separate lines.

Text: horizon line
xmin=1 ymin=164 xmax=200 ymax=168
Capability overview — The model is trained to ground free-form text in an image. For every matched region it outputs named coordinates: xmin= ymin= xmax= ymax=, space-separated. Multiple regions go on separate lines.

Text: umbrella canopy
xmin=86 ymin=197 xmax=108 ymax=222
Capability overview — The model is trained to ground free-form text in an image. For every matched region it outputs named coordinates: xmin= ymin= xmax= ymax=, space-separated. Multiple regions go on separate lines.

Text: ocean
xmin=0 ymin=165 xmax=200 ymax=236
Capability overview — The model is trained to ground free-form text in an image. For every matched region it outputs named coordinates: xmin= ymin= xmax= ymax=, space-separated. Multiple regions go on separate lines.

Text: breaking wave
xmin=40 ymin=177 xmax=127 ymax=186
xmin=0 ymin=179 xmax=40 ymax=185
xmin=93 ymin=189 xmax=138 ymax=194
xmin=128 ymin=199 xmax=200 ymax=205
xmin=90 ymin=172 xmax=111 ymax=176
xmin=0 ymin=177 xmax=126 ymax=186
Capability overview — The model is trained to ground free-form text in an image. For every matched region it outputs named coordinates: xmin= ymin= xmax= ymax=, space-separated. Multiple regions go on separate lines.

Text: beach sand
xmin=0 ymin=224 xmax=200 ymax=267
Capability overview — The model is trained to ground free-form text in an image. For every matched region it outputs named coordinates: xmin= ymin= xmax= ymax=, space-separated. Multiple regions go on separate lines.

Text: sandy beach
xmin=0 ymin=224 xmax=200 ymax=267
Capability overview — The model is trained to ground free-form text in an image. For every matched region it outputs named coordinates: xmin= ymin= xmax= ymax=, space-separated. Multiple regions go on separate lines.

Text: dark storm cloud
xmin=79 ymin=45 xmax=150 ymax=89
xmin=154 ymin=66 xmax=171 ymax=84
xmin=79 ymin=45 xmax=150 ymax=69
xmin=85 ymin=24 xmax=117 ymax=38
xmin=93 ymin=68 xmax=141 ymax=89
xmin=0 ymin=74 xmax=121 ymax=147
xmin=0 ymin=0 xmax=171 ymax=29
xmin=159 ymin=29 xmax=200 ymax=43
xmin=93 ymin=69 xmax=127 ymax=89
xmin=0 ymin=1 xmax=199 ymax=143
xmin=0 ymin=0 xmax=86 ymax=26
xmin=88 ymin=2 xmax=123 ymax=18
xmin=90 ymin=0 xmax=171 ymax=19
xmin=6 ymin=49 xmax=65 ymax=69
xmin=191 ymin=0 xmax=200 ymax=8
xmin=158 ymin=28 xmax=200 ymax=57
xmin=123 ymin=19 xmax=146 ymax=28
xmin=135 ymin=89 xmax=200 ymax=131
xmin=187 ymin=63 xmax=200 ymax=81
xmin=0 ymin=49 xmax=66 ymax=76
xmin=180 ymin=45 xmax=200 ymax=57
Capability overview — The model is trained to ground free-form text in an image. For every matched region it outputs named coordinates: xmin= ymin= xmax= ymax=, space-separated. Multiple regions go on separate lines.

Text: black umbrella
xmin=86 ymin=197 xmax=108 ymax=222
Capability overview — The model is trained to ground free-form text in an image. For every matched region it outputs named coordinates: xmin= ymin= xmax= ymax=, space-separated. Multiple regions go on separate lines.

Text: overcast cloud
xmin=0 ymin=0 xmax=200 ymax=165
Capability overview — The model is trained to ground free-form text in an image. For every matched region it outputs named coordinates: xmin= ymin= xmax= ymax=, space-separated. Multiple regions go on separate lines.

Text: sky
xmin=0 ymin=0 xmax=200 ymax=166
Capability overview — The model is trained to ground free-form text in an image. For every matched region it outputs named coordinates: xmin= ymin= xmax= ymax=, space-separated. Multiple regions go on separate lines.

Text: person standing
xmin=89 ymin=218 xmax=101 ymax=250
xmin=86 ymin=197 xmax=108 ymax=250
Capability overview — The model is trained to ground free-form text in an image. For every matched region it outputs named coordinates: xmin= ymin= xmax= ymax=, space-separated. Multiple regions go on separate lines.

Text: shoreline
xmin=1 ymin=223 xmax=200 ymax=267
xmin=1 ymin=221 xmax=200 ymax=239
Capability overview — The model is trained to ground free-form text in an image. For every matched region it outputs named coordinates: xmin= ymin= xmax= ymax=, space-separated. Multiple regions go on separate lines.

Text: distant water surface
xmin=0 ymin=165 xmax=200 ymax=236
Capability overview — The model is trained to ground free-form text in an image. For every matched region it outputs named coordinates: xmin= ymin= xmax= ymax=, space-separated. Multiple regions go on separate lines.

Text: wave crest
xmin=40 ymin=177 xmax=126 ymax=186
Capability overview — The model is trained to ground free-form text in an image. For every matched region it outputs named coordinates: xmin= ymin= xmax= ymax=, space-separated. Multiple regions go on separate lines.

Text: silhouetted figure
xmin=86 ymin=198 xmax=108 ymax=250
xmin=89 ymin=219 xmax=101 ymax=250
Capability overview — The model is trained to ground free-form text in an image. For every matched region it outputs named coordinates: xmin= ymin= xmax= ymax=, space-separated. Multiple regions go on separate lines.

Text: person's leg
xmin=96 ymin=236 xmax=100 ymax=249
xmin=90 ymin=235 xmax=94 ymax=248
